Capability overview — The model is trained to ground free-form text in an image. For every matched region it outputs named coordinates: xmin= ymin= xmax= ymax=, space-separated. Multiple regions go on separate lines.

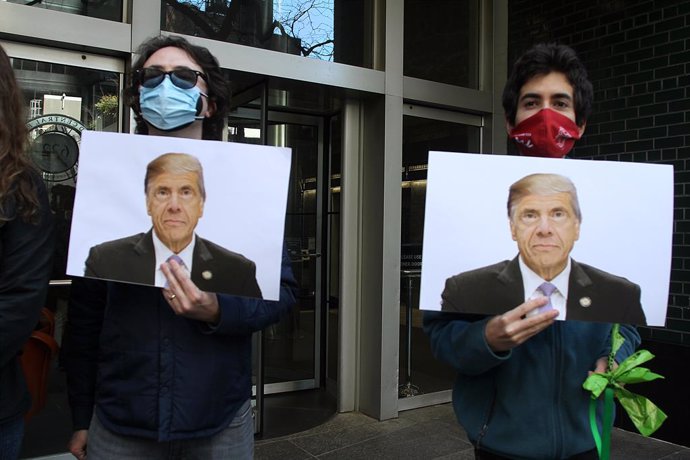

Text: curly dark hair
xmin=502 ymin=43 xmax=593 ymax=127
xmin=0 ymin=45 xmax=40 ymax=224
xmin=125 ymin=35 xmax=229 ymax=141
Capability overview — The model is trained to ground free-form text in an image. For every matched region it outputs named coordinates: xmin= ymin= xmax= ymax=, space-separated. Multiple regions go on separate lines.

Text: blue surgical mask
xmin=139 ymin=76 xmax=207 ymax=131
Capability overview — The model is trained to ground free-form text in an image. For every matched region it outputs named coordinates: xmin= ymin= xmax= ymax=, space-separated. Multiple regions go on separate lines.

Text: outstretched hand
xmin=484 ymin=296 xmax=559 ymax=352
xmin=161 ymin=258 xmax=220 ymax=324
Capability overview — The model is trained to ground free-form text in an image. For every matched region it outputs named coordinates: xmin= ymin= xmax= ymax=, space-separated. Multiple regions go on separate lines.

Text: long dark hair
xmin=0 ymin=45 xmax=40 ymax=224
xmin=125 ymin=35 xmax=230 ymax=141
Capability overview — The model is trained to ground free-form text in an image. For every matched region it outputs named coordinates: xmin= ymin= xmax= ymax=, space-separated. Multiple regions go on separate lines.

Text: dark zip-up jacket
xmin=424 ymin=311 xmax=639 ymax=459
xmin=62 ymin=246 xmax=297 ymax=441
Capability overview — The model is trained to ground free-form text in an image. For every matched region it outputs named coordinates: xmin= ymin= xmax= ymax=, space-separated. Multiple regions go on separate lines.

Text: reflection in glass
xmin=229 ymin=81 xmax=341 ymax=405
xmin=162 ymin=0 xmax=370 ymax=67
xmin=404 ymin=0 xmax=480 ymax=88
xmin=6 ymin=0 xmax=123 ymax=21
xmin=12 ymin=57 xmax=120 ymax=280
xmin=163 ymin=0 xmax=333 ymax=59
xmin=278 ymin=121 xmax=319 ymax=383
xmin=399 ymin=115 xmax=481 ymax=397
xmin=230 ymin=112 xmax=320 ymax=386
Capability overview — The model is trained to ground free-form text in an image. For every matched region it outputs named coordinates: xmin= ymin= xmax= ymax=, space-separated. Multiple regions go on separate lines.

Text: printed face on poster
xmin=66 ymin=131 xmax=292 ymax=301
xmin=419 ymin=152 xmax=673 ymax=327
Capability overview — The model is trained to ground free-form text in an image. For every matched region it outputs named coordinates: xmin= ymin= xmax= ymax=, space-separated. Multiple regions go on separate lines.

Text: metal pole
xmin=398 ymin=270 xmax=420 ymax=397
xmin=406 ymin=275 xmax=413 ymax=384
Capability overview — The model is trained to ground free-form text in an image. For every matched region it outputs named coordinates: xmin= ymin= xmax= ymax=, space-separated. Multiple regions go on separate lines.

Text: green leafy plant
xmin=582 ymin=324 xmax=667 ymax=459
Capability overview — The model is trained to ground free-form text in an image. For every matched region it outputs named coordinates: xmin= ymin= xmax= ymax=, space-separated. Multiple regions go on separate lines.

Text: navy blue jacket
xmin=0 ymin=175 xmax=54 ymax=423
xmin=63 ymin=246 xmax=297 ymax=441
xmin=424 ymin=311 xmax=640 ymax=459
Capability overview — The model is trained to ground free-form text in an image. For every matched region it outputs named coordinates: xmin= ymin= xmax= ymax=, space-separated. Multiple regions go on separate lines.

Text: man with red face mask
xmin=504 ymin=43 xmax=590 ymax=159
xmin=424 ymin=43 xmax=641 ymax=459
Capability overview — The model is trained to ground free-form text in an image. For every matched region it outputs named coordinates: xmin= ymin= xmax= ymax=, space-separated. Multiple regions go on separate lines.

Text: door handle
xmin=300 ymin=249 xmax=321 ymax=261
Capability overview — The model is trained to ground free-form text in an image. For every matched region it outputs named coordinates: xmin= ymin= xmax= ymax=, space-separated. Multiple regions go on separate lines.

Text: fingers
xmin=160 ymin=259 xmax=219 ymax=322
xmin=161 ymin=259 xmax=197 ymax=311
xmin=592 ymin=356 xmax=608 ymax=374
xmin=507 ymin=296 xmax=550 ymax=319
xmin=485 ymin=298 xmax=559 ymax=352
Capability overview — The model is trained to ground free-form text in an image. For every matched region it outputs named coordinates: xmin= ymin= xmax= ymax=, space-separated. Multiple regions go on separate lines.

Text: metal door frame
xmin=397 ymin=104 xmax=484 ymax=413
xmin=228 ymin=97 xmax=327 ymax=433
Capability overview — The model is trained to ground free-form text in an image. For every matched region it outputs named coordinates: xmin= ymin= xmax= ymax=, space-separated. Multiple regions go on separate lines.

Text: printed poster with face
xmin=419 ymin=152 xmax=673 ymax=327
xmin=66 ymin=131 xmax=292 ymax=301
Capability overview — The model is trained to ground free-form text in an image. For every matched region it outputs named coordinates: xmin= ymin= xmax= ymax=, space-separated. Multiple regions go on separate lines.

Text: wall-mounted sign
xmin=26 ymin=114 xmax=85 ymax=183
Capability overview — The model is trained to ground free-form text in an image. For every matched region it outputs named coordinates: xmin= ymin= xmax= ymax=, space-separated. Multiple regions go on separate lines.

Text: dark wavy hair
xmin=502 ymin=43 xmax=593 ymax=127
xmin=0 ymin=45 xmax=40 ymax=223
xmin=125 ymin=35 xmax=229 ymax=141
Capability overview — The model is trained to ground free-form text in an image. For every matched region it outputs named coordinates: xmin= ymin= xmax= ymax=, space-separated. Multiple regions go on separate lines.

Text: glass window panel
xmin=399 ymin=114 xmax=481 ymax=397
xmin=13 ymin=57 xmax=121 ymax=280
xmin=276 ymin=121 xmax=319 ymax=383
xmin=404 ymin=0 xmax=480 ymax=88
xmin=6 ymin=0 xmax=123 ymax=21
xmin=230 ymin=112 xmax=321 ymax=385
xmin=162 ymin=0 xmax=371 ymax=68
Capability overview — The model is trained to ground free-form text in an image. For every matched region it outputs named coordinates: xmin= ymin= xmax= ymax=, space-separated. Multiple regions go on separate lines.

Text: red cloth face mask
xmin=509 ymin=108 xmax=582 ymax=158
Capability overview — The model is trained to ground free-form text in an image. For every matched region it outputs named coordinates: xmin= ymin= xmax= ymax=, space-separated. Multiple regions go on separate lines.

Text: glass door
xmin=398 ymin=105 xmax=484 ymax=410
xmin=2 ymin=41 xmax=125 ymax=459
xmin=227 ymin=92 xmax=327 ymax=433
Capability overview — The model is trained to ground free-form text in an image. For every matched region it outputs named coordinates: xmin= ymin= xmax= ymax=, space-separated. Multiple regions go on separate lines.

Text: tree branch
xmin=302 ymin=39 xmax=333 ymax=57
xmin=164 ymin=0 xmax=217 ymax=38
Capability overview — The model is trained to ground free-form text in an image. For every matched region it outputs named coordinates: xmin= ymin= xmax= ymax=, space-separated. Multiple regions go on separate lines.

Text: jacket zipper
xmin=474 ymin=381 xmax=497 ymax=453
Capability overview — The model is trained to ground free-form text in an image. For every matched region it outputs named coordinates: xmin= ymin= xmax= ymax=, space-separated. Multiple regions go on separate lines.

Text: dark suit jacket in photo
xmin=83 ymin=230 xmax=262 ymax=299
xmin=440 ymin=256 xmax=646 ymax=325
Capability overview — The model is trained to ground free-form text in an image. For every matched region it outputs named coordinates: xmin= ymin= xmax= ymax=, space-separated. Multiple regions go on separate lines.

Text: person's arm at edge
xmin=0 ymin=178 xmax=53 ymax=368
xmin=423 ymin=310 xmax=511 ymax=376
xmin=423 ymin=276 xmax=512 ymax=376
xmin=205 ymin=243 xmax=297 ymax=335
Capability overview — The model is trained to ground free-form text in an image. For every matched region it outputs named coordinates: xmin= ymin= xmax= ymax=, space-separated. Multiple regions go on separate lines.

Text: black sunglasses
xmin=137 ymin=67 xmax=207 ymax=90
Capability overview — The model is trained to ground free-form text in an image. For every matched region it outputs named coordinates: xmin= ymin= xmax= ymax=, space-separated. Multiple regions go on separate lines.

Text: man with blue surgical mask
xmin=63 ymin=36 xmax=298 ymax=460
xmin=132 ymin=41 xmax=220 ymax=138
xmin=138 ymin=65 xmax=209 ymax=132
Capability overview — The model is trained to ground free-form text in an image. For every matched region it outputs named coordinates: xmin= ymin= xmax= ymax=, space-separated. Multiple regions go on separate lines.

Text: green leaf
xmin=616 ymin=387 xmax=668 ymax=437
xmin=583 ymin=374 xmax=609 ymax=399
xmin=615 ymin=367 xmax=664 ymax=385
xmin=614 ymin=350 xmax=655 ymax=375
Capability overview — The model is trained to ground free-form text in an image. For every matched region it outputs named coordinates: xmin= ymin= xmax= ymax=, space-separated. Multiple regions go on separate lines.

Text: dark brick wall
xmin=508 ymin=0 xmax=690 ymax=346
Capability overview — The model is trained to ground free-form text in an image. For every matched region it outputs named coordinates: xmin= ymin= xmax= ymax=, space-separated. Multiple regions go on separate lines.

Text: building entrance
xmin=226 ymin=81 xmax=340 ymax=433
